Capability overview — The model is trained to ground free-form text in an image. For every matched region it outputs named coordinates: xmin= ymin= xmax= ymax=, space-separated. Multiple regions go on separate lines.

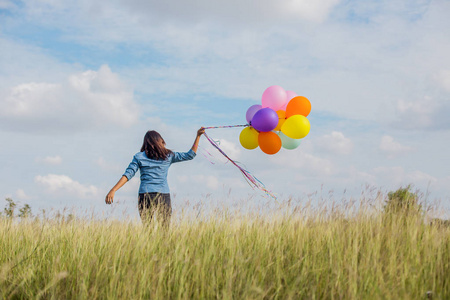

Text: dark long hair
xmin=140 ymin=131 xmax=173 ymax=160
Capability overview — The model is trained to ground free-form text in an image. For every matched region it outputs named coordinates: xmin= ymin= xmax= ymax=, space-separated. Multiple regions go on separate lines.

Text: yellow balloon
xmin=274 ymin=110 xmax=286 ymax=131
xmin=281 ymin=115 xmax=310 ymax=139
xmin=239 ymin=127 xmax=259 ymax=149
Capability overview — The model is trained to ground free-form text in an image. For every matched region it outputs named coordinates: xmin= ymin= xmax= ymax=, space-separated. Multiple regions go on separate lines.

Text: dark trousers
xmin=138 ymin=193 xmax=172 ymax=225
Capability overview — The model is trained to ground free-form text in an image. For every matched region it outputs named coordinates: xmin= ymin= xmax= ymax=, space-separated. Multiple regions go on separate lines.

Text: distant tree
xmin=3 ymin=198 xmax=17 ymax=218
xmin=18 ymin=204 xmax=33 ymax=218
xmin=384 ymin=185 xmax=422 ymax=215
xmin=2 ymin=198 xmax=33 ymax=219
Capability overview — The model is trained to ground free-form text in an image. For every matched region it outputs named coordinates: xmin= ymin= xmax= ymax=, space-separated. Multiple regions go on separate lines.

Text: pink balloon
xmin=261 ymin=85 xmax=287 ymax=111
xmin=282 ymin=91 xmax=298 ymax=110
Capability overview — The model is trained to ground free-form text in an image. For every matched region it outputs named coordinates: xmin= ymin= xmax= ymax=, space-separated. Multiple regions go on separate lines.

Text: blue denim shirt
xmin=123 ymin=149 xmax=196 ymax=194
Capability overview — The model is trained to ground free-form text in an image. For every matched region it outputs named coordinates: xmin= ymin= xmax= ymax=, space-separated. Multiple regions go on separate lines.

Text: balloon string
xmin=202 ymin=130 xmax=277 ymax=200
xmin=199 ymin=147 xmax=216 ymax=165
xmin=203 ymin=124 xmax=249 ymax=129
xmin=199 ymin=125 xmax=248 ymax=165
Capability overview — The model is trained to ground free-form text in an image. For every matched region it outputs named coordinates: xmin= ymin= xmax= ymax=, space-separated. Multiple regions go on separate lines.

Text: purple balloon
xmin=246 ymin=104 xmax=262 ymax=124
xmin=251 ymin=108 xmax=278 ymax=132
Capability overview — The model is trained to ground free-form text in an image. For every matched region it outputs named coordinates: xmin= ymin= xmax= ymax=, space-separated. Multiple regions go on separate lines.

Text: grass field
xmin=1 ymin=197 xmax=449 ymax=299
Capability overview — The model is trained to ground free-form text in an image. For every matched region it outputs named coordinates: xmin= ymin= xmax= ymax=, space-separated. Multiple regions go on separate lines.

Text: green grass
xmin=0 ymin=200 xmax=449 ymax=299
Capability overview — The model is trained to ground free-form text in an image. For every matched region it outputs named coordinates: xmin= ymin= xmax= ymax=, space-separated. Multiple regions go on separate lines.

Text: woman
xmin=105 ymin=127 xmax=205 ymax=224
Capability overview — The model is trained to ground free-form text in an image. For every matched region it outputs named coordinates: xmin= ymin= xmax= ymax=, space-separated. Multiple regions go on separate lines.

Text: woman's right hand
xmin=197 ymin=127 xmax=205 ymax=136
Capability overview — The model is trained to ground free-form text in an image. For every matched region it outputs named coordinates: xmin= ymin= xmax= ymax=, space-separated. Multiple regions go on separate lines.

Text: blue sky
xmin=1 ymin=0 xmax=450 ymax=218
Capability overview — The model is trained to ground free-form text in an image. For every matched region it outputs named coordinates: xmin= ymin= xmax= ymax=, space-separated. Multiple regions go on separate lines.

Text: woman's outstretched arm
xmin=105 ymin=175 xmax=128 ymax=204
xmin=191 ymin=127 xmax=205 ymax=153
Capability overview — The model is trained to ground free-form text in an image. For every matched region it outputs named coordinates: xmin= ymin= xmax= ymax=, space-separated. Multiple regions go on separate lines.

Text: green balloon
xmin=278 ymin=131 xmax=301 ymax=150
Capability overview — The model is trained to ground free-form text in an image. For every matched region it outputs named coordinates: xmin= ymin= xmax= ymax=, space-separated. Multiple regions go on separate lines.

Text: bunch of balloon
xmin=239 ymin=85 xmax=311 ymax=155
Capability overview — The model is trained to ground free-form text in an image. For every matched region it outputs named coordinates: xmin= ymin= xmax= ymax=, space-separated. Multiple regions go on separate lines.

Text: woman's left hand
xmin=105 ymin=190 xmax=115 ymax=204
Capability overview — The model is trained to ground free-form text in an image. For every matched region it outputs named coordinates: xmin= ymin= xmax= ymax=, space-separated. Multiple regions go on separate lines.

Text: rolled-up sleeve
xmin=123 ymin=156 xmax=139 ymax=180
xmin=171 ymin=149 xmax=196 ymax=163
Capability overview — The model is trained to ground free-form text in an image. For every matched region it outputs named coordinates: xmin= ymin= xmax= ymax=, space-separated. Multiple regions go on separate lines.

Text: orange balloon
xmin=285 ymin=96 xmax=311 ymax=118
xmin=258 ymin=131 xmax=282 ymax=155
xmin=274 ymin=110 xmax=286 ymax=131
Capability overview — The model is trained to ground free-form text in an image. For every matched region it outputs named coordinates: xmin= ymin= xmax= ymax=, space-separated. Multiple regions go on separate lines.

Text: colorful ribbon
xmin=203 ymin=125 xmax=249 ymax=129
xmin=203 ymin=126 xmax=276 ymax=200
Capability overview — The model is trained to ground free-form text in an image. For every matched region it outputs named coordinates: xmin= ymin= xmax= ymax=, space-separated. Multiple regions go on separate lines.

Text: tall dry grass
xmin=0 ymin=197 xmax=449 ymax=299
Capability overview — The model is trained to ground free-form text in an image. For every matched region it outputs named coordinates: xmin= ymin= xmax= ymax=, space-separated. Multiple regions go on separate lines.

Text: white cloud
xmin=177 ymin=174 xmax=219 ymax=190
xmin=379 ymin=135 xmax=412 ymax=158
xmin=0 ymin=37 xmax=75 ymax=88
xmin=35 ymin=174 xmax=99 ymax=198
xmin=302 ymin=152 xmax=334 ymax=176
xmin=315 ymin=131 xmax=353 ymax=155
xmin=36 ymin=155 xmax=63 ymax=165
xmin=373 ymin=166 xmax=437 ymax=190
xmin=15 ymin=189 xmax=31 ymax=200
xmin=269 ymin=150 xmax=334 ymax=177
xmin=197 ymin=175 xmax=219 ymax=190
xmin=393 ymin=97 xmax=450 ymax=130
xmin=22 ymin=0 xmax=340 ymax=28
xmin=1 ymin=82 xmax=61 ymax=117
xmin=345 ymin=167 xmax=376 ymax=186
xmin=3 ymin=0 xmax=449 ymax=125
xmin=373 ymin=166 xmax=406 ymax=187
xmin=286 ymin=0 xmax=341 ymax=22
xmin=215 ymin=139 xmax=241 ymax=160
xmin=95 ymin=157 xmax=121 ymax=172
xmin=405 ymin=170 xmax=437 ymax=185
xmin=0 ymin=65 xmax=139 ymax=133
xmin=97 ymin=1 xmax=450 ymax=124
